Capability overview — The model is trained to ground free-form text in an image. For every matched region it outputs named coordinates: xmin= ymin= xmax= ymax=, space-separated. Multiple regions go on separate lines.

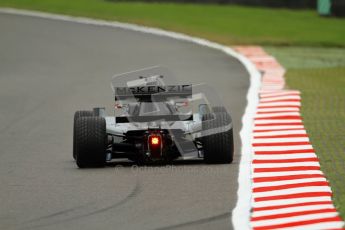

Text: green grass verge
xmin=288 ymin=67 xmax=345 ymax=220
xmin=265 ymin=47 xmax=345 ymax=69
xmin=267 ymin=47 xmax=345 ymax=220
xmin=0 ymin=0 xmax=345 ymax=47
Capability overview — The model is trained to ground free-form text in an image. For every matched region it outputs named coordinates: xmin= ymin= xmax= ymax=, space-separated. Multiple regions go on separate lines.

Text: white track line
xmin=253 ymin=171 xmax=324 ymax=177
xmin=253 ymin=162 xmax=320 ymax=168
xmin=260 ymin=96 xmax=301 ymax=102
xmin=255 ymin=112 xmax=301 ymax=118
xmin=241 ymin=43 xmax=345 ymax=228
xmin=258 ymin=101 xmax=301 ymax=107
xmin=276 ymin=221 xmax=345 ymax=230
xmin=252 ymin=187 xmax=332 ymax=199
xmin=253 ymin=137 xmax=310 ymax=143
xmin=253 ymin=178 xmax=327 ymax=188
xmin=253 ymin=153 xmax=318 ymax=160
xmin=257 ymin=107 xmax=300 ymax=112
xmin=2 ymin=8 xmax=343 ymax=229
xmin=253 ymin=145 xmax=313 ymax=151
xmin=254 ymin=125 xmax=305 ymax=131
xmin=253 ymin=130 xmax=307 ymax=136
xmin=252 ymin=204 xmax=335 ymax=217
xmin=254 ymin=119 xmax=302 ymax=124
xmin=251 ymin=212 xmax=339 ymax=228
xmin=253 ymin=197 xmax=333 ymax=208
xmin=0 ymin=8 xmax=256 ymax=230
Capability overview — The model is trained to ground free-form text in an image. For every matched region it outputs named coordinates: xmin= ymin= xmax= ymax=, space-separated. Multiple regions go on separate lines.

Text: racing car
xmin=73 ymin=67 xmax=234 ymax=168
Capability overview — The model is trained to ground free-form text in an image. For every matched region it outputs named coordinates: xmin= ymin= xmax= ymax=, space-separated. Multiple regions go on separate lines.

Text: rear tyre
xmin=73 ymin=110 xmax=94 ymax=160
xmin=75 ymin=117 xmax=107 ymax=168
xmin=202 ymin=112 xmax=234 ymax=164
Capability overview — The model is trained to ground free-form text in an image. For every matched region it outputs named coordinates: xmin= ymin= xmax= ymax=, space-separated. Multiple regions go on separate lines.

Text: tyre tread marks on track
xmin=22 ymin=182 xmax=141 ymax=229
xmin=0 ymin=8 xmax=251 ymax=230
xmin=156 ymin=212 xmax=231 ymax=230
xmin=234 ymin=46 xmax=345 ymax=230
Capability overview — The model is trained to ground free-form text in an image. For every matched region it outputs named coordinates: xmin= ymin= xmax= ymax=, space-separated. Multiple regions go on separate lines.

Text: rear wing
xmin=114 ymin=85 xmax=193 ymax=123
xmin=115 ymin=85 xmax=192 ymax=102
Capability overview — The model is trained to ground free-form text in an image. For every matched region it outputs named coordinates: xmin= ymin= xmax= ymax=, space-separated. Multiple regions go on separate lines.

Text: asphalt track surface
xmin=0 ymin=12 xmax=249 ymax=230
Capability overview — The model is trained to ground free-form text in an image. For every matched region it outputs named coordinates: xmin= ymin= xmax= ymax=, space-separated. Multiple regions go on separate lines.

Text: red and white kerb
xmin=235 ymin=46 xmax=345 ymax=230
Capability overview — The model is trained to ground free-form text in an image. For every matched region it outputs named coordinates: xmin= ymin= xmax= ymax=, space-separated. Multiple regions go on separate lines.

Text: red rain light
xmin=151 ymin=136 xmax=160 ymax=145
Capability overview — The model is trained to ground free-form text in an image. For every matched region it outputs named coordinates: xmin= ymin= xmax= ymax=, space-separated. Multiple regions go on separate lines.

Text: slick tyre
xmin=75 ymin=117 xmax=107 ymax=168
xmin=73 ymin=110 xmax=94 ymax=160
xmin=202 ymin=112 xmax=234 ymax=164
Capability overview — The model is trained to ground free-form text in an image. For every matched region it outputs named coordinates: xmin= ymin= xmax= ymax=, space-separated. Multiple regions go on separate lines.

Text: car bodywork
xmin=73 ymin=67 xmax=234 ymax=167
